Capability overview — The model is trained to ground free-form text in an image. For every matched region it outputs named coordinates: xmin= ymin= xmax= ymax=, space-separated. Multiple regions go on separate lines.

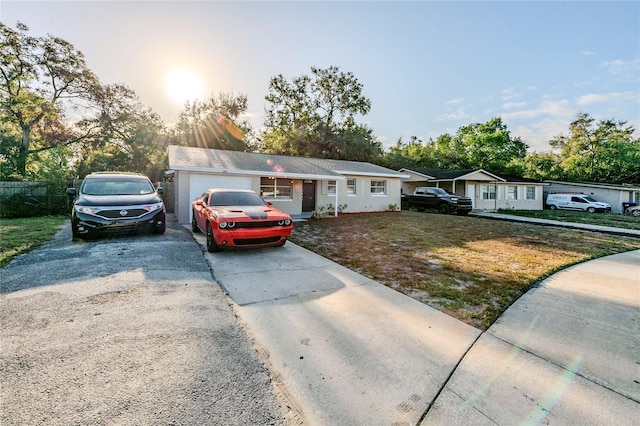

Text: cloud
xmin=600 ymin=58 xmax=640 ymax=79
xmin=501 ymin=88 xmax=518 ymax=101
xmin=502 ymin=101 xmax=527 ymax=110
xmin=582 ymin=50 xmax=596 ymax=56
xmin=576 ymin=91 xmax=638 ymax=106
xmin=436 ymin=108 xmax=469 ymax=122
xmin=501 ymin=99 xmax=573 ymax=120
xmin=575 ymin=76 xmax=601 ymax=87
xmin=447 ymin=98 xmax=464 ymax=105
xmin=511 ymin=117 xmax=573 ymax=152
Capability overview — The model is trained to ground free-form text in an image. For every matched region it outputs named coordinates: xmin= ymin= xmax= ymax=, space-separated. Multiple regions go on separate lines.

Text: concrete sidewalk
xmin=425 ymin=249 xmax=639 ymax=425
xmin=193 ymin=231 xmax=639 ymax=424
xmin=471 ymin=211 xmax=640 ymax=238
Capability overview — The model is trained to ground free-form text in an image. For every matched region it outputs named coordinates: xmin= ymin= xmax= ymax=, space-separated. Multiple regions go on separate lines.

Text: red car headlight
xmin=219 ymin=220 xmax=235 ymax=229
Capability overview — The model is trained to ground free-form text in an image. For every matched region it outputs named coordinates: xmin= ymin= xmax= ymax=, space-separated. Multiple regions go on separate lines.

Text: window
xmin=481 ymin=185 xmax=496 ymax=200
xmin=370 ymin=180 xmax=387 ymax=195
xmin=526 ymin=186 xmax=536 ymax=200
xmin=327 ymin=180 xmax=337 ymax=195
xmin=506 ymin=186 xmax=518 ymax=200
xmin=260 ymin=177 xmax=292 ymax=199
xmin=346 ymin=178 xmax=357 ymax=195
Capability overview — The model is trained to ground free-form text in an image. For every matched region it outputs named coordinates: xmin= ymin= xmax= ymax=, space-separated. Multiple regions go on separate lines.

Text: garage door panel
xmin=188 ymin=174 xmax=252 ymax=219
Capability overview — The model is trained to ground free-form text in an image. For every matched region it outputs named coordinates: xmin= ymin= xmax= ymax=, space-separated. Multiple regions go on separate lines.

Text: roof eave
xmin=335 ymin=170 xmax=410 ymax=179
xmin=170 ymin=165 xmax=344 ymax=180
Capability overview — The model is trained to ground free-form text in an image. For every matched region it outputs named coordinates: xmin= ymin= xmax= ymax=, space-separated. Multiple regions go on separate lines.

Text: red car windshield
xmin=210 ymin=192 xmax=267 ymax=207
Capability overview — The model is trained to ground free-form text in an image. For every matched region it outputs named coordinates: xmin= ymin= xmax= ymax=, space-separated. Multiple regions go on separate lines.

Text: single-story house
xmin=399 ymin=168 xmax=546 ymax=211
xmin=168 ymin=145 xmax=409 ymax=224
xmin=544 ymin=180 xmax=640 ymax=214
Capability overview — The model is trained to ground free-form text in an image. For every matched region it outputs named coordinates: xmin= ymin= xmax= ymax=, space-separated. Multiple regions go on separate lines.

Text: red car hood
xmin=211 ymin=205 xmax=289 ymax=220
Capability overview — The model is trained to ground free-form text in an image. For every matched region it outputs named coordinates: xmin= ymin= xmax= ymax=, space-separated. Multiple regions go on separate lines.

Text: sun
xmin=165 ymin=69 xmax=204 ymax=105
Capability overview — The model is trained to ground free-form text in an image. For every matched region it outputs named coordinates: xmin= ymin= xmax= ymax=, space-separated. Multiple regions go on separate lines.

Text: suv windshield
xmin=82 ymin=178 xmax=155 ymax=196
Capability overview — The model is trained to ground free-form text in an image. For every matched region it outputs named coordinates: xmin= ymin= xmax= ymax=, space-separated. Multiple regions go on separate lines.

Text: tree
xmin=382 ymin=136 xmax=437 ymax=170
xmin=519 ymin=151 xmax=564 ymax=181
xmin=549 ymin=113 xmax=640 ymax=183
xmin=383 ymin=117 xmax=528 ymax=173
xmin=262 ymin=66 xmax=382 ymax=162
xmin=73 ymin=84 xmax=167 ymax=180
xmin=174 ymin=92 xmax=250 ymax=152
xmin=0 ymin=22 xmax=101 ymax=175
xmin=455 ymin=117 xmax=528 ymax=174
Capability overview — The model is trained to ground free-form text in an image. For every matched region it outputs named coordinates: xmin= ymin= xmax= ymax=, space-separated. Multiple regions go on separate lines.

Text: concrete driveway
xmin=193 ymin=230 xmax=640 ymax=425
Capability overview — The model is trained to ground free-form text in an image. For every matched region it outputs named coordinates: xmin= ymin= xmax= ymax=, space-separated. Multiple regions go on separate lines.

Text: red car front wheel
xmin=206 ymin=223 xmax=220 ymax=252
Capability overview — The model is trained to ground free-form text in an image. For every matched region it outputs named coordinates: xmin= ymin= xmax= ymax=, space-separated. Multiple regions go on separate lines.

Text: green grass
xmin=498 ymin=209 xmax=640 ymax=230
xmin=0 ymin=216 xmax=67 ymax=268
xmin=289 ymin=211 xmax=640 ymax=330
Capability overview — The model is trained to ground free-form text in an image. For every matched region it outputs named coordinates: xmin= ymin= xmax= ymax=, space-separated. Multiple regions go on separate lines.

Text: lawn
xmin=0 ymin=216 xmax=67 ymax=268
xmin=498 ymin=209 xmax=640 ymax=230
xmin=288 ymin=211 xmax=640 ymax=330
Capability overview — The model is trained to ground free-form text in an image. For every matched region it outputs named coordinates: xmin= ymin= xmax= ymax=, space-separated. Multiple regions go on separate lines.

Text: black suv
xmin=67 ymin=172 xmax=166 ymax=239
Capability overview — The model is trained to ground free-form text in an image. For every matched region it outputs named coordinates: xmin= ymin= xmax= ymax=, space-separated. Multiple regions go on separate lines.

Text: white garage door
xmin=189 ymin=174 xmax=253 ymax=206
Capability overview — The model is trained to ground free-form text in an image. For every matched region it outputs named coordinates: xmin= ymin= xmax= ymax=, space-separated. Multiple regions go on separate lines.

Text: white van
xmin=545 ymin=193 xmax=611 ymax=213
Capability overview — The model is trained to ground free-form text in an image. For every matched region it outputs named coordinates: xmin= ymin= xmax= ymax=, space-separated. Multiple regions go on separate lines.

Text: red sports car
xmin=191 ymin=188 xmax=293 ymax=252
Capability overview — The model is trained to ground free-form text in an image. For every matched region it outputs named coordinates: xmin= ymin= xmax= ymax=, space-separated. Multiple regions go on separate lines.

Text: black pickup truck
xmin=401 ymin=187 xmax=473 ymax=215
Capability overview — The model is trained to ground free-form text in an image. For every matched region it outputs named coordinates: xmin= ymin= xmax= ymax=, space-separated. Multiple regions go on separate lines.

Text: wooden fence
xmin=0 ymin=181 xmax=70 ymax=218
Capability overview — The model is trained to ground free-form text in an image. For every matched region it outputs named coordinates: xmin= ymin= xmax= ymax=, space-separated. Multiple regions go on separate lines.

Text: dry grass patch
xmin=289 ymin=211 xmax=640 ymax=329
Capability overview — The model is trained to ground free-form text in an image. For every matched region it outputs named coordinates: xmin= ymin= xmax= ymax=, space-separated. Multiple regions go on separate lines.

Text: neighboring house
xmin=399 ymin=168 xmax=546 ymax=211
xmin=544 ymin=180 xmax=640 ymax=214
xmin=167 ymin=146 xmax=409 ymax=224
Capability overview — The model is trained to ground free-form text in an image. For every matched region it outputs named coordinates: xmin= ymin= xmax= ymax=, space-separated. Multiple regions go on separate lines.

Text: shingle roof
xmin=168 ymin=146 xmax=407 ymax=179
xmin=401 ymin=167 xmax=543 ymax=184
xmin=406 ymin=168 xmax=478 ymax=180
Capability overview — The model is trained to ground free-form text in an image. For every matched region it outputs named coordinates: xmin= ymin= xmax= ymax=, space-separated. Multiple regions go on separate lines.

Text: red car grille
xmin=233 ymin=236 xmax=282 ymax=246
xmin=233 ymin=221 xmax=285 ymax=229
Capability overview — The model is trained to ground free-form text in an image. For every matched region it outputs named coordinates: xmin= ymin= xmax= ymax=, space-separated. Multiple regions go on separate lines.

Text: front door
xmin=302 ymin=180 xmax=316 ymax=212
xmin=467 ymin=184 xmax=476 ymax=209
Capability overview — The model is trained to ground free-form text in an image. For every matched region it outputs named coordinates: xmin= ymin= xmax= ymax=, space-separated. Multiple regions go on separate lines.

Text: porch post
xmin=334 ymin=180 xmax=339 ymax=217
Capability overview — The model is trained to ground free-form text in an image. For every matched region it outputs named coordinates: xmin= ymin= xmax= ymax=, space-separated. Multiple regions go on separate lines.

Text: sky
xmin=2 ymin=1 xmax=639 ymax=153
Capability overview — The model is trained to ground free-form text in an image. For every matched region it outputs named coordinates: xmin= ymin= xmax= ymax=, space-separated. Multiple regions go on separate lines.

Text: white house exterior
xmin=168 ymin=146 xmax=409 ymax=224
xmin=400 ymin=168 xmax=546 ymax=211
xmin=544 ymin=180 xmax=640 ymax=214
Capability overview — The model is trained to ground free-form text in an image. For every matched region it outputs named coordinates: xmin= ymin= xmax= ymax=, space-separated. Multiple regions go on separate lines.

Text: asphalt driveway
xmin=0 ymin=216 xmax=287 ymax=425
